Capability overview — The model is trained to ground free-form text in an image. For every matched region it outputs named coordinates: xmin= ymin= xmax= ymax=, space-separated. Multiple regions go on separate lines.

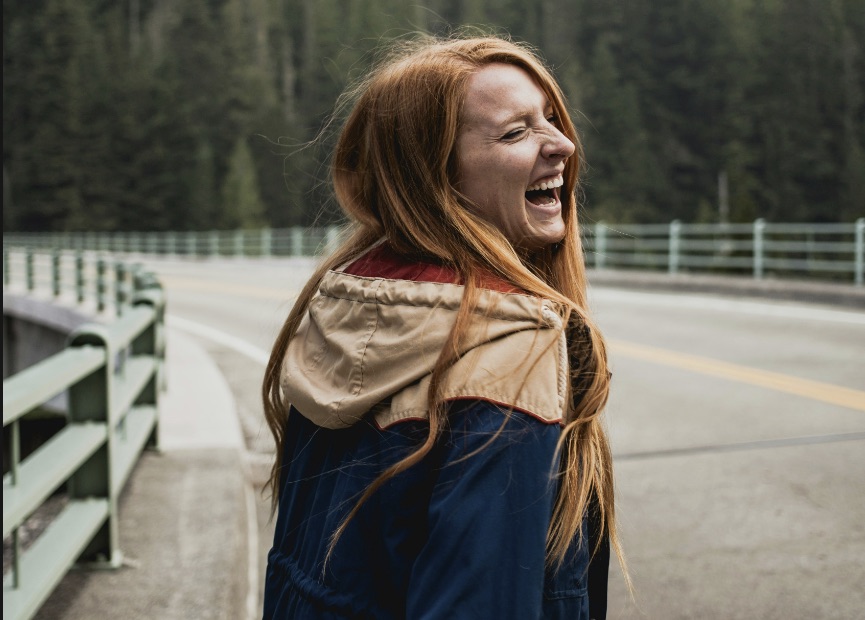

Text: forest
xmin=3 ymin=0 xmax=864 ymax=232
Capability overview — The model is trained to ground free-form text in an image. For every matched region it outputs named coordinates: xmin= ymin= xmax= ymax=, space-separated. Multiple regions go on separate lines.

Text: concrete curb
xmin=587 ymin=268 xmax=865 ymax=309
xmin=159 ymin=327 xmax=246 ymax=451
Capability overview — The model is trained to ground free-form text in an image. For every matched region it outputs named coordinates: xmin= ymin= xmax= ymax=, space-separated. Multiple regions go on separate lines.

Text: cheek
xmin=478 ymin=155 xmax=524 ymax=198
xmin=457 ymin=147 xmax=529 ymax=217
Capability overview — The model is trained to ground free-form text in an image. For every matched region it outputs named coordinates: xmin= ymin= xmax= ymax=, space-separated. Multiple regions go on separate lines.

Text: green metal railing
xmin=1 ymin=248 xmax=163 ymax=317
xmin=3 ymin=218 xmax=864 ymax=285
xmin=586 ymin=218 xmax=864 ymax=285
xmin=3 ymin=250 xmax=164 ymax=620
xmin=3 ymin=226 xmax=342 ymax=259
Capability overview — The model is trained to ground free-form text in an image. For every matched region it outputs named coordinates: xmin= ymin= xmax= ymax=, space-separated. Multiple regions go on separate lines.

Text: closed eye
xmin=502 ymin=127 xmax=526 ymax=141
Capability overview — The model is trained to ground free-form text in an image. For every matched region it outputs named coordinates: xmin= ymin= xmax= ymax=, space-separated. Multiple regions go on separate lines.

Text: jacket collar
xmin=281 ymin=245 xmax=568 ymax=429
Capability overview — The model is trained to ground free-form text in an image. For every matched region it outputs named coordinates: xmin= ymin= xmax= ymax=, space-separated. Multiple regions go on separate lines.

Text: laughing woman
xmin=262 ymin=35 xmax=626 ymax=620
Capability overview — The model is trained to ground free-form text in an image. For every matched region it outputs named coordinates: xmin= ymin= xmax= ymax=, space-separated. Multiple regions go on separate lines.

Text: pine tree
xmin=580 ymin=35 xmax=663 ymax=223
xmin=3 ymin=0 xmax=861 ymax=231
xmin=4 ymin=0 xmax=92 ymax=230
xmin=222 ymin=137 xmax=267 ymax=229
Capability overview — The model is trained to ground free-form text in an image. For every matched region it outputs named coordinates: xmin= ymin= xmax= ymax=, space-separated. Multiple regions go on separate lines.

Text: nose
xmin=542 ymin=127 xmax=575 ymax=160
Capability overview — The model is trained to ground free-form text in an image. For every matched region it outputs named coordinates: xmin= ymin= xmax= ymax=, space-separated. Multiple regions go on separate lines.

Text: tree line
xmin=3 ymin=0 xmax=863 ymax=232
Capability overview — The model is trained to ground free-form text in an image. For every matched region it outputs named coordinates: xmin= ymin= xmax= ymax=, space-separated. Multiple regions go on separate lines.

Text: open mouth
xmin=525 ymin=174 xmax=563 ymax=207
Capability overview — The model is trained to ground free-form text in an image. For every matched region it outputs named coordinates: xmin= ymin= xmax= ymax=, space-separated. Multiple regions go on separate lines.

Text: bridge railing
xmin=4 ymin=218 xmax=864 ymax=285
xmin=586 ymin=218 xmax=864 ymax=285
xmin=2 ymin=248 xmax=161 ymax=316
xmin=3 ymin=226 xmax=342 ymax=259
xmin=3 ymin=249 xmax=164 ymax=620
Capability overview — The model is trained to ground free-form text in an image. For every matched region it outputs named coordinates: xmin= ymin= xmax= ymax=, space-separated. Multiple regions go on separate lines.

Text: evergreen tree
xmin=188 ymin=138 xmax=219 ymax=229
xmin=580 ymin=35 xmax=663 ymax=223
xmin=221 ymin=137 xmax=267 ymax=229
xmin=3 ymin=0 xmax=862 ymax=231
xmin=4 ymin=0 xmax=92 ymax=230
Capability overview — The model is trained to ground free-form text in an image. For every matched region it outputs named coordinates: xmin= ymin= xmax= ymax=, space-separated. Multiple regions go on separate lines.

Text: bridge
xmin=3 ymin=226 xmax=865 ymax=620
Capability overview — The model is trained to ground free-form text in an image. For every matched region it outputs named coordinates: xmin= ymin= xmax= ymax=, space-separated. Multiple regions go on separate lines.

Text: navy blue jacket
xmin=264 ymin=400 xmax=608 ymax=619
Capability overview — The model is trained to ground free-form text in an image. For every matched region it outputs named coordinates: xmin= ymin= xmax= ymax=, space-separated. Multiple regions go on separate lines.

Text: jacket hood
xmin=281 ymin=252 xmax=569 ymax=429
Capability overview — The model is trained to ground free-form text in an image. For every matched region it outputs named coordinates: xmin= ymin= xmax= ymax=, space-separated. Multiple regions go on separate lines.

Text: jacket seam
xmin=377 ymin=397 xmax=563 ymax=429
xmin=333 ymin=278 xmax=383 ymax=414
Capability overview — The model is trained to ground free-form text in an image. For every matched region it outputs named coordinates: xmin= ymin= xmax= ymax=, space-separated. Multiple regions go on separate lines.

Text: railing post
xmin=594 ymin=222 xmax=607 ymax=270
xmin=52 ymin=248 xmax=62 ymax=297
xmin=26 ymin=248 xmax=35 ymax=291
xmin=97 ymin=258 xmax=107 ymax=314
xmin=753 ymin=218 xmax=766 ymax=280
xmin=325 ymin=226 xmax=341 ymax=255
xmin=10 ymin=416 xmax=21 ymax=587
xmin=806 ymin=230 xmax=816 ymax=275
xmin=855 ymin=217 xmax=864 ymax=287
xmin=132 ymin=282 xmax=165 ymax=449
xmin=261 ymin=227 xmax=272 ymax=257
xmin=115 ymin=262 xmax=127 ymax=316
xmin=3 ymin=245 xmax=10 ymax=286
xmin=234 ymin=229 xmax=244 ymax=257
xmin=291 ymin=227 xmax=304 ymax=256
xmin=76 ymin=251 xmax=85 ymax=303
xmin=166 ymin=231 xmax=176 ymax=257
xmin=668 ymin=220 xmax=681 ymax=275
xmin=185 ymin=231 xmax=196 ymax=257
xmin=133 ymin=267 xmax=167 ymax=394
xmin=67 ymin=324 xmax=122 ymax=567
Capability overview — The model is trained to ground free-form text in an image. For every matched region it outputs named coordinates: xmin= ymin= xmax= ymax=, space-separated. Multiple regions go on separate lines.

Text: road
xmin=144 ymin=256 xmax=865 ymax=620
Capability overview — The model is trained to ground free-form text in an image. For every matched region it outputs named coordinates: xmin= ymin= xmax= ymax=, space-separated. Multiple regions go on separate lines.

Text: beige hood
xmin=281 ymin=270 xmax=569 ymax=429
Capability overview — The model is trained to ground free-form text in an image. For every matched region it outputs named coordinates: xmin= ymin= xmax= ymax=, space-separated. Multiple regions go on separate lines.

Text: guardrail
xmin=3 ymin=227 xmax=342 ymax=259
xmin=3 ymin=249 xmax=164 ymax=620
xmin=2 ymin=248 xmax=161 ymax=316
xmin=4 ymin=218 xmax=864 ymax=285
xmin=586 ymin=218 xmax=864 ymax=286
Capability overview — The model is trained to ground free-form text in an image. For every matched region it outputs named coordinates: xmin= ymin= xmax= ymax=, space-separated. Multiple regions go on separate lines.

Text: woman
xmin=262 ymin=35 xmax=625 ymax=619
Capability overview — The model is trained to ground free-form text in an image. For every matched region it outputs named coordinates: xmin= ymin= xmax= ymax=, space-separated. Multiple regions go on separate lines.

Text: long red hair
xmin=263 ymin=35 xmax=627 ymax=577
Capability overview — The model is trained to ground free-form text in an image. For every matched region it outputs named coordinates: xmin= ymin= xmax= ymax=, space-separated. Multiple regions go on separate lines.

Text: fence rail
xmin=3 ymin=227 xmax=342 ymax=259
xmin=586 ymin=218 xmax=863 ymax=285
xmin=3 ymin=218 xmax=864 ymax=285
xmin=3 ymin=249 xmax=164 ymax=620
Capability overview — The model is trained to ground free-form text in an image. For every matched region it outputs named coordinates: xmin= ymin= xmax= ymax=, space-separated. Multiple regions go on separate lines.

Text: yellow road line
xmin=159 ymin=276 xmax=295 ymax=301
xmin=156 ymin=275 xmax=865 ymax=413
xmin=609 ymin=339 xmax=865 ymax=413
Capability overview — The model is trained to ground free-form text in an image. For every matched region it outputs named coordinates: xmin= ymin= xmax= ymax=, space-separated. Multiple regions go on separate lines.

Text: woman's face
xmin=455 ymin=63 xmax=575 ymax=251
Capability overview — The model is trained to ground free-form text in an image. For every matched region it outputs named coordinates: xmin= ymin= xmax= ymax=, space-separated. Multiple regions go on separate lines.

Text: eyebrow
xmin=498 ymin=99 xmax=553 ymax=127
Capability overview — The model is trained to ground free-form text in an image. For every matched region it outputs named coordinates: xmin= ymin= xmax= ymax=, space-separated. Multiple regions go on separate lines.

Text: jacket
xmin=264 ymin=245 xmax=609 ymax=619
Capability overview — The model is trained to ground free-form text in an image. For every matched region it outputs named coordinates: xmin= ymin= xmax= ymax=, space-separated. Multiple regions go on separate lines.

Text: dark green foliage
xmin=3 ymin=0 xmax=863 ymax=231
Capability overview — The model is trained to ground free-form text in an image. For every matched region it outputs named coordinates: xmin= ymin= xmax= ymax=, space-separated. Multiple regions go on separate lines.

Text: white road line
xmin=591 ymin=288 xmax=865 ymax=325
xmin=166 ymin=314 xmax=271 ymax=365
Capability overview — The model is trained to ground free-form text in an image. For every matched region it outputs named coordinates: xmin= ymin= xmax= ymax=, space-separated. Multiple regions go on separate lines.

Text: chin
xmin=532 ymin=224 xmax=567 ymax=249
xmin=515 ymin=231 xmax=565 ymax=252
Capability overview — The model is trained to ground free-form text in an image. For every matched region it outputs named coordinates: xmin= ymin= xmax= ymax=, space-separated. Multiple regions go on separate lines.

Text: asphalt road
xmin=144 ymin=257 xmax=865 ymax=620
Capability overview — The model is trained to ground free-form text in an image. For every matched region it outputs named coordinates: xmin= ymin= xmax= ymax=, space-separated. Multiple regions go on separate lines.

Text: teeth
xmin=526 ymin=174 xmax=563 ymax=192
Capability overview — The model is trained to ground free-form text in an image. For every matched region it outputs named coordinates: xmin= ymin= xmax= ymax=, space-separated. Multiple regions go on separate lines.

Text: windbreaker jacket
xmin=264 ymin=245 xmax=609 ymax=620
